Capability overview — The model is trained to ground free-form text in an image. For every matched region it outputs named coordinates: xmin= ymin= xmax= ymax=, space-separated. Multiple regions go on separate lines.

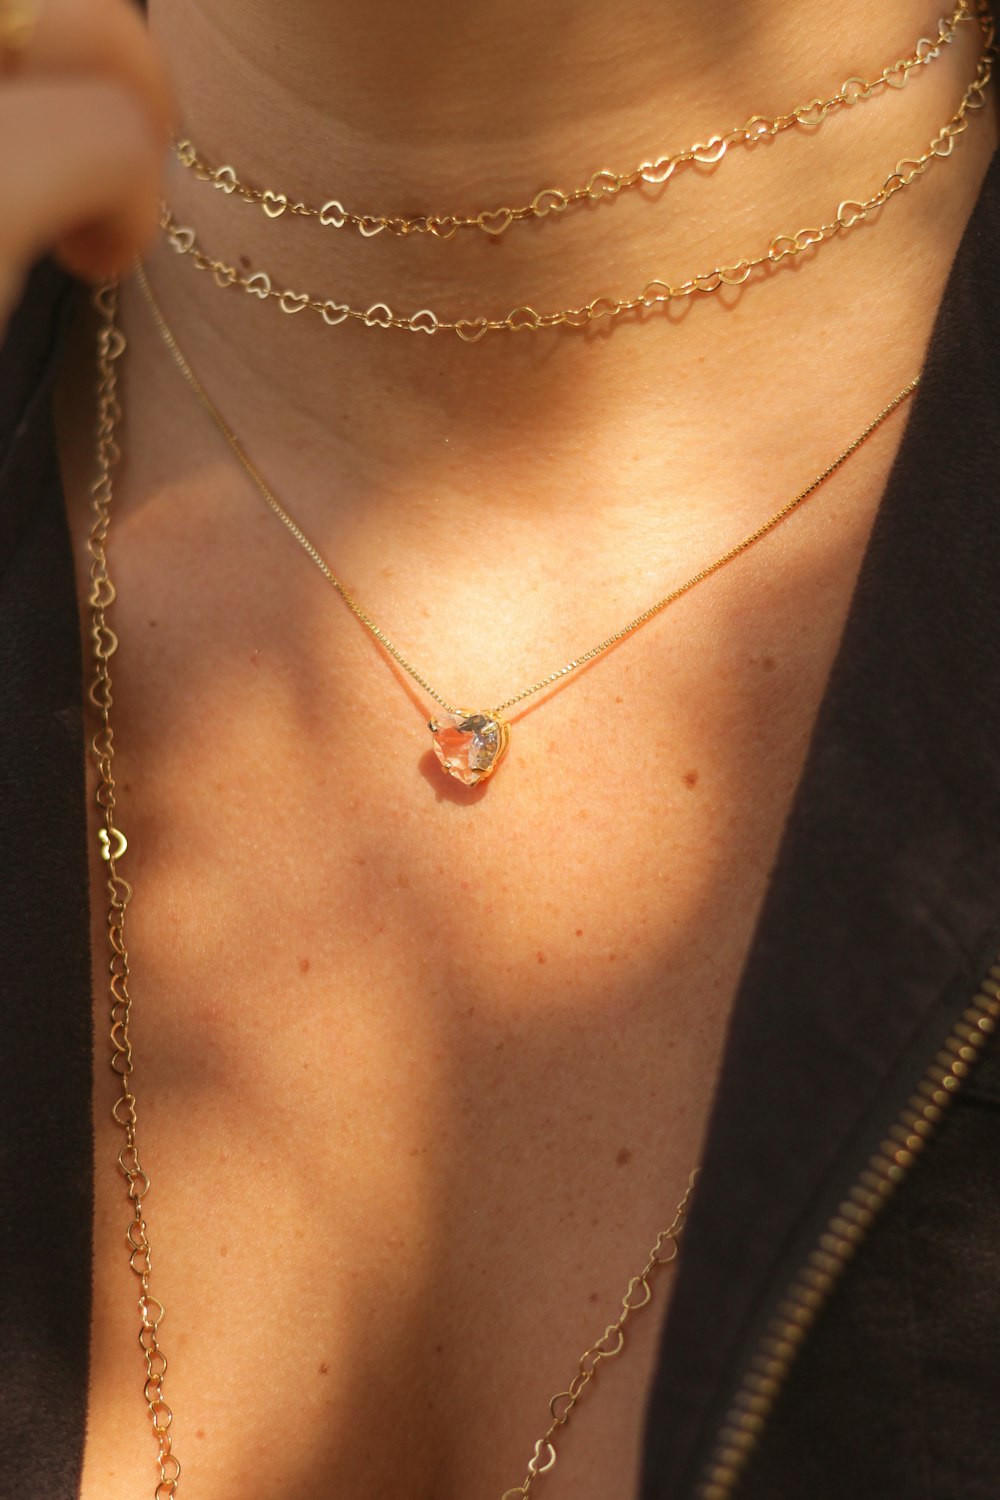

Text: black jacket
xmin=2 ymin=152 xmax=1000 ymax=1500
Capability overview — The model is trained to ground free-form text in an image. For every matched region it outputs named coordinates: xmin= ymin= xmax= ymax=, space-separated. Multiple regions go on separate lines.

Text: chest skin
xmin=63 ymin=378 xmax=906 ymax=1500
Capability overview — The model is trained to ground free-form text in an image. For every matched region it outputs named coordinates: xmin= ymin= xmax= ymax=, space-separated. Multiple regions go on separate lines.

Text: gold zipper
xmin=694 ymin=956 xmax=1000 ymax=1500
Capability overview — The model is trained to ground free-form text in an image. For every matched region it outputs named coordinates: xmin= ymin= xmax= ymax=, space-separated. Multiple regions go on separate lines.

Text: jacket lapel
xmin=641 ymin=147 xmax=1000 ymax=1498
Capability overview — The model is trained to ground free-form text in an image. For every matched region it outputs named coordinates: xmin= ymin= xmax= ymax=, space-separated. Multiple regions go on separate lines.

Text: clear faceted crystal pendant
xmin=428 ymin=710 xmax=510 ymax=786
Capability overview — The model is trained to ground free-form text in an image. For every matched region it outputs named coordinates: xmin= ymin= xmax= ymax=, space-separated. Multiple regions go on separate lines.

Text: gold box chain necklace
xmin=134 ymin=253 xmax=917 ymax=789
xmin=156 ymin=19 xmax=995 ymax=343
xmin=88 ymin=283 xmax=699 ymax=1499
xmin=173 ymin=4 xmax=971 ymax=240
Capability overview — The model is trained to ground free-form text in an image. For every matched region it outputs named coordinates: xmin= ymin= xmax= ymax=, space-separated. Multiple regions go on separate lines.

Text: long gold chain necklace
xmin=156 ymin=20 xmax=994 ymax=344
xmin=134 ymin=256 xmax=918 ymax=789
xmin=88 ymin=281 xmax=701 ymax=1500
xmin=173 ymin=4 xmax=971 ymax=240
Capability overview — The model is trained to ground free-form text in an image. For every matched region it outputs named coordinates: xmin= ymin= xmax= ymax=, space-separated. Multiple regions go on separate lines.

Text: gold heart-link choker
xmin=156 ymin=17 xmax=995 ymax=342
xmin=172 ymin=4 xmax=971 ymax=240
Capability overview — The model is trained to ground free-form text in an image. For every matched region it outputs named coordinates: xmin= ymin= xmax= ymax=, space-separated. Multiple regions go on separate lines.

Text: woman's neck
xmin=153 ymin=0 xmax=960 ymax=189
xmin=134 ymin=0 xmax=994 ymax=514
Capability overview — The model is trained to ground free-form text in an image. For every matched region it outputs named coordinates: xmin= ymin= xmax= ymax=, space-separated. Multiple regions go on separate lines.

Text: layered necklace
xmin=87 ymin=6 xmax=994 ymax=1496
xmin=159 ymin=1 xmax=991 ymax=340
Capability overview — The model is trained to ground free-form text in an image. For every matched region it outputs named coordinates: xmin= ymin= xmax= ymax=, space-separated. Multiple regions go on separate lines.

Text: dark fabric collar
xmin=0 ymin=262 xmax=76 ymax=576
xmin=0 ymin=262 xmax=92 ymax=1500
xmin=641 ymin=146 xmax=1000 ymax=1497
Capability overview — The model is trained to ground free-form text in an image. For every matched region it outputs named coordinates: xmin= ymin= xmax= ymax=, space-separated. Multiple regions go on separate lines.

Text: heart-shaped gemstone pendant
xmin=428 ymin=711 xmax=510 ymax=786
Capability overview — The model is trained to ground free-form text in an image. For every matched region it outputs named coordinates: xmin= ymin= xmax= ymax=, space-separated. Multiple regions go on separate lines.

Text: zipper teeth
xmin=694 ymin=958 xmax=1000 ymax=1500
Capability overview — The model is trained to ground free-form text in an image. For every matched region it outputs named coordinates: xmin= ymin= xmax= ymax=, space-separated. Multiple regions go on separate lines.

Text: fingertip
xmin=54 ymin=188 xmax=160 ymax=283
